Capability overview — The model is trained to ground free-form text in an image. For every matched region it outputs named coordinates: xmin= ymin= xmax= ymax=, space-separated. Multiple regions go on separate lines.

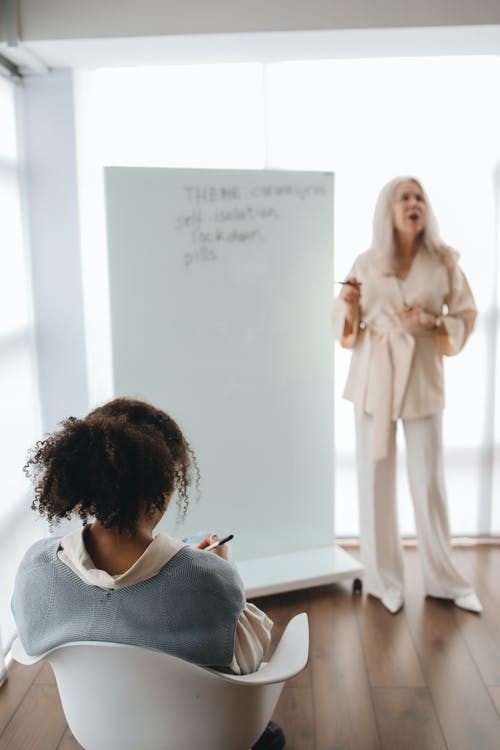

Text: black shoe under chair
xmin=251 ymin=721 xmax=286 ymax=749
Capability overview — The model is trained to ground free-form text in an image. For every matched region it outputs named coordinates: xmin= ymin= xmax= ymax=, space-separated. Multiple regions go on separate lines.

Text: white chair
xmin=11 ymin=612 xmax=309 ymax=750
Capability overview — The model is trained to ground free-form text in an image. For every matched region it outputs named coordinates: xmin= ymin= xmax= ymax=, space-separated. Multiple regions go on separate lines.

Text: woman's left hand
xmin=396 ymin=303 xmax=435 ymax=331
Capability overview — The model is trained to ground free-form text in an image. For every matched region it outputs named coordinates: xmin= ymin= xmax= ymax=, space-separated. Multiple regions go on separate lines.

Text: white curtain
xmin=75 ymin=55 xmax=500 ymax=539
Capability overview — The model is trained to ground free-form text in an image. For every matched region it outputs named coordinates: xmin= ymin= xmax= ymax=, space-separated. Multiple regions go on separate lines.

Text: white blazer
xmin=332 ymin=246 xmax=477 ymax=461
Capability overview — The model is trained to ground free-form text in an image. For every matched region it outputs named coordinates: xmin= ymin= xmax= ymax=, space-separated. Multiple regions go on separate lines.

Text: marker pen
xmin=205 ymin=534 xmax=234 ymax=551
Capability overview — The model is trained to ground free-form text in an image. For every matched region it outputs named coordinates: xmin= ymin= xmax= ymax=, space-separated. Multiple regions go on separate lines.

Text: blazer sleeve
xmin=331 ymin=262 xmax=362 ymax=349
xmin=436 ymin=262 xmax=477 ymax=357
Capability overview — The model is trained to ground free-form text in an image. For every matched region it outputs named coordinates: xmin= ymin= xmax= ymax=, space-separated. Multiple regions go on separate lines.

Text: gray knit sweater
xmin=12 ymin=537 xmax=246 ymax=666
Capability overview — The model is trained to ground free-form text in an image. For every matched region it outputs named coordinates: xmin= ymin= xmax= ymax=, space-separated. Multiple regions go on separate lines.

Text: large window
xmin=75 ymin=55 xmax=500 ymax=538
xmin=0 ymin=75 xmax=40 ymax=657
xmin=0 ymin=76 xmax=39 ymax=523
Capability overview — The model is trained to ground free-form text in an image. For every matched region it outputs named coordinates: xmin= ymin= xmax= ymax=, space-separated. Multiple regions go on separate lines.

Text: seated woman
xmin=12 ymin=397 xmax=284 ymax=750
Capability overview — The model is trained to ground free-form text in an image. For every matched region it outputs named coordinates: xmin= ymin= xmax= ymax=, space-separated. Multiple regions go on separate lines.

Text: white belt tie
xmin=357 ymin=326 xmax=415 ymax=462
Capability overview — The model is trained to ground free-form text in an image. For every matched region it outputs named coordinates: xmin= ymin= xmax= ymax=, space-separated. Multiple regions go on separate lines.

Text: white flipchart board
xmin=104 ymin=167 xmax=362 ymax=596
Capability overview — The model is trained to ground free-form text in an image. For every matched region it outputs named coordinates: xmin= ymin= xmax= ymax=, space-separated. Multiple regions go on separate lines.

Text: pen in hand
xmin=337 ymin=280 xmax=362 ymax=287
xmin=205 ymin=534 xmax=234 ymax=551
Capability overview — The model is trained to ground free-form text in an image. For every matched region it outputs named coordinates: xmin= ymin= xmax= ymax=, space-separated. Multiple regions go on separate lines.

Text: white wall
xmin=10 ymin=0 xmax=500 ymax=41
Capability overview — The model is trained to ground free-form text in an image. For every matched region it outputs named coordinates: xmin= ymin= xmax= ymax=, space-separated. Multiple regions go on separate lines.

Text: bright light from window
xmin=0 ymin=171 xmax=30 ymax=338
xmin=76 ymin=55 xmax=500 ymax=538
xmin=0 ymin=77 xmax=18 ymax=162
xmin=0 ymin=78 xmax=39 ymax=521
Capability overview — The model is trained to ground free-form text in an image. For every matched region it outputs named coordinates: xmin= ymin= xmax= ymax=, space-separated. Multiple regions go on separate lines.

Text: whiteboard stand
xmin=237 ymin=544 xmax=364 ymax=598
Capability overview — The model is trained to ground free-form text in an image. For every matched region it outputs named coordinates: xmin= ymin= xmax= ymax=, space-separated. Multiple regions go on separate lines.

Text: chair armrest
xmin=214 ymin=612 xmax=309 ymax=685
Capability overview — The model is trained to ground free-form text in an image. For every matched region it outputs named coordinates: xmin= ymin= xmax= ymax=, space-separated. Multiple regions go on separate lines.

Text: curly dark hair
xmin=23 ymin=398 xmax=200 ymax=534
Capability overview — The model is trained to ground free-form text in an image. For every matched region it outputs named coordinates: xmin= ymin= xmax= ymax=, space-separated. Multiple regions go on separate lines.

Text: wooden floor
xmin=1 ymin=545 xmax=500 ymax=749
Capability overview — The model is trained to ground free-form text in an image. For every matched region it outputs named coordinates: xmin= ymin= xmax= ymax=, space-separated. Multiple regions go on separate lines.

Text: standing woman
xmin=332 ymin=177 xmax=481 ymax=615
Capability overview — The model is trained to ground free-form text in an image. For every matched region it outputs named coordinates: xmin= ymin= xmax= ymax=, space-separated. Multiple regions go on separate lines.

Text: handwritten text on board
xmin=173 ymin=182 xmax=327 ymax=269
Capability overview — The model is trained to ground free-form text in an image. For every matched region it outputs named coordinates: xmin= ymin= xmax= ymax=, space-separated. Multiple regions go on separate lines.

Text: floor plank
xmin=0 ymin=660 xmax=44 ymax=735
xmin=34 ymin=662 xmax=56 ymax=685
xmin=453 ymin=603 xmax=500 ymax=687
xmin=356 ymin=594 xmax=426 ymax=687
xmin=272 ymin=686 xmax=315 ymax=750
xmin=0 ymin=684 xmax=67 ymax=750
xmin=308 ymin=584 xmax=380 ymax=750
xmin=489 ymin=686 xmax=500 ymax=716
xmin=456 ymin=546 xmax=500 ymax=606
xmin=56 ymin=728 xmax=83 ymax=750
xmin=372 ymin=687 xmax=447 ymax=750
xmin=450 ymin=548 xmax=500 ymax=686
xmin=405 ymin=594 xmax=500 ymax=750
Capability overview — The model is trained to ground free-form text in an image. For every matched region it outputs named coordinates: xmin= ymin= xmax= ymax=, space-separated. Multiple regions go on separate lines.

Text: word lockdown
xmin=183 ymin=227 xmax=264 ymax=269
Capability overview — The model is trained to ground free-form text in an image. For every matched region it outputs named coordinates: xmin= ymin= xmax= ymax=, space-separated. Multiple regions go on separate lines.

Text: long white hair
xmin=370 ymin=176 xmax=454 ymax=274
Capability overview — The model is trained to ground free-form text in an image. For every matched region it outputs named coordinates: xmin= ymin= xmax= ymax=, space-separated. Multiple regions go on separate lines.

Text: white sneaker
xmin=380 ymin=592 xmax=404 ymax=614
xmin=454 ymin=592 xmax=483 ymax=614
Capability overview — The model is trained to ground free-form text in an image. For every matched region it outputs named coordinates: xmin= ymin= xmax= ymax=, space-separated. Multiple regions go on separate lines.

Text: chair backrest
xmin=12 ymin=612 xmax=309 ymax=750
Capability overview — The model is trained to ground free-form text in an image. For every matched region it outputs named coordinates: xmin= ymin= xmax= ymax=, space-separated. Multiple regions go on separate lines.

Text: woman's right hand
xmin=340 ymin=277 xmax=361 ymax=310
xmin=196 ymin=533 xmax=230 ymax=561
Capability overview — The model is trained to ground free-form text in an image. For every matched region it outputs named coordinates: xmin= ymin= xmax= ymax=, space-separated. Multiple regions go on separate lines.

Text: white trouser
xmin=355 ymin=412 xmax=472 ymax=600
